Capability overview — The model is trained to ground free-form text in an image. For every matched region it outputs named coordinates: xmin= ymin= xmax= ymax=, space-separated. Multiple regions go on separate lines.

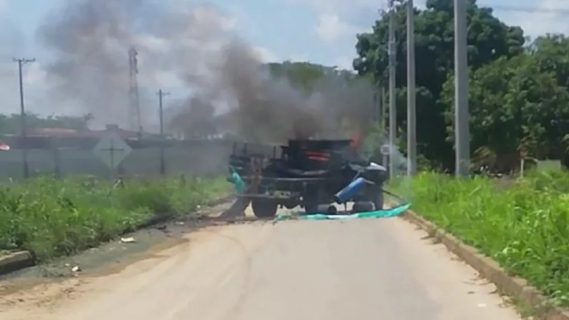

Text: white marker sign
xmin=93 ymin=134 xmax=132 ymax=169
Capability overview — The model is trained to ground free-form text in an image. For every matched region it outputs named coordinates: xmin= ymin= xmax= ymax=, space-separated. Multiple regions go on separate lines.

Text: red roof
xmin=0 ymin=142 xmax=9 ymax=151
xmin=26 ymin=127 xmax=141 ymax=139
xmin=27 ymin=128 xmax=80 ymax=137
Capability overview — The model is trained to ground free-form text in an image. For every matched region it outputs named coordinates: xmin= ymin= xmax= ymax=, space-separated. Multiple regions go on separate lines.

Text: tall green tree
xmin=534 ymin=35 xmax=569 ymax=168
xmin=353 ymin=0 xmax=525 ymax=168
xmin=441 ymin=49 xmax=569 ymax=170
xmin=266 ymin=61 xmax=328 ymax=94
xmin=266 ymin=61 xmax=360 ymax=94
xmin=537 ymin=36 xmax=569 ymax=160
xmin=532 ymin=35 xmax=569 ymax=88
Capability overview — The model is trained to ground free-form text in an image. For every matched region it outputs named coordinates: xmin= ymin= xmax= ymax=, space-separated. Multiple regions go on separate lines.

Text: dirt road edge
xmin=0 ymin=252 xmax=34 ymax=275
xmin=402 ymin=210 xmax=569 ymax=320
xmin=0 ymin=196 xmax=234 ymax=277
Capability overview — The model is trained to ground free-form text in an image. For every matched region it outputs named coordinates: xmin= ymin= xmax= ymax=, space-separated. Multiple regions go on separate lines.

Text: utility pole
xmin=13 ymin=58 xmax=35 ymax=179
xmin=374 ymin=91 xmax=380 ymax=124
xmin=380 ymin=86 xmax=386 ymax=135
xmin=454 ymin=0 xmax=470 ymax=177
xmin=157 ymin=89 xmax=170 ymax=176
xmin=388 ymin=0 xmax=397 ymax=178
xmin=407 ymin=0 xmax=417 ymax=176
xmin=381 ymin=86 xmax=388 ymax=167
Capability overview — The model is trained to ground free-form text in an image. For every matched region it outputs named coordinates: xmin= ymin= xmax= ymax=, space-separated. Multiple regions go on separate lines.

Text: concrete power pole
xmin=157 ymin=89 xmax=170 ymax=175
xmin=407 ymin=0 xmax=417 ymax=176
xmin=381 ymin=86 xmax=389 ymax=167
xmin=380 ymin=87 xmax=387 ymax=135
xmin=13 ymin=58 xmax=35 ymax=179
xmin=454 ymin=0 xmax=470 ymax=177
xmin=388 ymin=0 xmax=397 ymax=178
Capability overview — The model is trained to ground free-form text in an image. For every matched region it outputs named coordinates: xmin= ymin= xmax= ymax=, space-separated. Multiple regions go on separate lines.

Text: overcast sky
xmin=0 ymin=0 xmax=567 ymax=123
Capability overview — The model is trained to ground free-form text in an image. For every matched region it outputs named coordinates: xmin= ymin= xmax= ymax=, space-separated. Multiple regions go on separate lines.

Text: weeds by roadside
xmin=392 ymin=170 xmax=569 ymax=307
xmin=0 ymin=176 xmax=230 ymax=262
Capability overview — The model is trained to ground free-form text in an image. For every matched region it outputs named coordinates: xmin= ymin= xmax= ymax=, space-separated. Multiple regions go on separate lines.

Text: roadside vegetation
xmin=0 ymin=176 xmax=230 ymax=261
xmin=355 ymin=1 xmax=569 ymax=171
xmin=392 ymin=170 xmax=569 ymax=307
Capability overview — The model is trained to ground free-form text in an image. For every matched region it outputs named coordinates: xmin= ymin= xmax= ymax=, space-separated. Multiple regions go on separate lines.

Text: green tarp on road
xmin=274 ymin=203 xmax=411 ymax=222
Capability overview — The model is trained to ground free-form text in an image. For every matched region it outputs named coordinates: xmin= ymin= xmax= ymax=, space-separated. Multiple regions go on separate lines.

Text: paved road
xmin=0 ymin=218 xmax=520 ymax=320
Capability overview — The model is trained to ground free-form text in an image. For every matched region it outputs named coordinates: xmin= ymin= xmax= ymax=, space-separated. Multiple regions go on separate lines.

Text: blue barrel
xmin=334 ymin=177 xmax=367 ymax=204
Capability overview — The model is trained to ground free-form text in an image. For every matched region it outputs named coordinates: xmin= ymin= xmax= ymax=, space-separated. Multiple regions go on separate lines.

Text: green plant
xmin=0 ymin=176 xmax=230 ymax=261
xmin=391 ymin=171 xmax=569 ymax=306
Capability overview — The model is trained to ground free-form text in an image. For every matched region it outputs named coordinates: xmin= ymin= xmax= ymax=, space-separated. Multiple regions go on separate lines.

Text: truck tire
xmin=353 ymin=201 xmax=375 ymax=213
xmin=304 ymin=202 xmax=318 ymax=214
xmin=252 ymin=199 xmax=278 ymax=218
xmin=373 ymin=191 xmax=384 ymax=211
xmin=303 ymin=188 xmax=320 ymax=214
xmin=367 ymin=186 xmax=384 ymax=210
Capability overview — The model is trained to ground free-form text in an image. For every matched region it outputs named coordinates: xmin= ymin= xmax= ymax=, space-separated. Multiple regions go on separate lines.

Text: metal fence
xmin=0 ymin=137 xmax=245 ymax=181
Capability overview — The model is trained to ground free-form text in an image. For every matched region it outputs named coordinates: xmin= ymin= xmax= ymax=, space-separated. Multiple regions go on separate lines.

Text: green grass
xmin=0 ymin=176 xmax=231 ymax=262
xmin=392 ymin=170 xmax=569 ymax=307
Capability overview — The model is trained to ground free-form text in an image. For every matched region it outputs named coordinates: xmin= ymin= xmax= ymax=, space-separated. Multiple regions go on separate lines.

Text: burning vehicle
xmin=227 ymin=138 xmax=388 ymax=218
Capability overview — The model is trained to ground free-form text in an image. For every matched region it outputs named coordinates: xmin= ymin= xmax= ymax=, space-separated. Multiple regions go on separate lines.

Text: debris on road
xmin=120 ymin=237 xmax=136 ymax=244
xmin=71 ymin=265 xmax=81 ymax=273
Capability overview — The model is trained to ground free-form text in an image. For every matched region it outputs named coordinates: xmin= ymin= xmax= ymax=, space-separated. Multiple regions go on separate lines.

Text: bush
xmin=393 ymin=171 xmax=569 ymax=306
xmin=0 ymin=176 xmax=230 ymax=261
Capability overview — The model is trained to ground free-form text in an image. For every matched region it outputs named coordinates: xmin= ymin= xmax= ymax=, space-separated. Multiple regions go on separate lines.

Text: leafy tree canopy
xmin=353 ymin=0 xmax=525 ymax=168
xmin=442 ymin=35 xmax=569 ymax=170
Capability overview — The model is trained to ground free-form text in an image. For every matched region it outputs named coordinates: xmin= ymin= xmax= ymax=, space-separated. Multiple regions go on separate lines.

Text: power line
xmin=413 ymin=1 xmax=569 ymax=15
xmin=480 ymin=4 xmax=569 ymax=15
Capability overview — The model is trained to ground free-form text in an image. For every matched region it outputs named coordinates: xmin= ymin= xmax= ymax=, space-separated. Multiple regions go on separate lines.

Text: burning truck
xmin=227 ymin=138 xmax=388 ymax=218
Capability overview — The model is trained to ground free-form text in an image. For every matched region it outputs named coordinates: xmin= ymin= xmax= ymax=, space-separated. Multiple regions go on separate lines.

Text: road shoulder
xmin=402 ymin=210 xmax=569 ymax=320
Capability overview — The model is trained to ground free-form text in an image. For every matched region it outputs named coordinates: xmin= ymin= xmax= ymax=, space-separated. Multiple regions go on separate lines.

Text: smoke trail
xmin=40 ymin=0 xmax=138 ymax=127
xmin=198 ymin=39 xmax=378 ymax=143
xmin=40 ymin=0 xmax=377 ymax=141
xmin=39 ymin=0 xmax=235 ymax=129
xmin=213 ymin=40 xmax=324 ymax=142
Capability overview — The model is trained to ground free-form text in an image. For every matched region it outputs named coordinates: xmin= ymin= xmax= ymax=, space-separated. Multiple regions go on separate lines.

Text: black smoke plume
xmin=40 ymin=0 xmax=376 ymax=142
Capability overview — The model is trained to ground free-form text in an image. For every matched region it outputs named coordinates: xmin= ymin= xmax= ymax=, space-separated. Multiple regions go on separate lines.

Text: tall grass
xmin=0 ymin=176 xmax=230 ymax=261
xmin=393 ymin=170 xmax=569 ymax=307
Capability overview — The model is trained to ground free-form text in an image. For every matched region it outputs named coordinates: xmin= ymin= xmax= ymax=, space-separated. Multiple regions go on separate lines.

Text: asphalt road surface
xmin=0 ymin=217 xmax=520 ymax=320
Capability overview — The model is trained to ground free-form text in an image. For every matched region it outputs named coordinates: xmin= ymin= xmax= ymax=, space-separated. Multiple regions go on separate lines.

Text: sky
xmin=0 ymin=0 xmax=568 ymax=125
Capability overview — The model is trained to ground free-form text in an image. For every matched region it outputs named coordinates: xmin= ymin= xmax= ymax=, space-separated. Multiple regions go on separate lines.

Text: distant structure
xmin=23 ymin=124 xmax=145 ymax=140
xmin=128 ymin=47 xmax=142 ymax=134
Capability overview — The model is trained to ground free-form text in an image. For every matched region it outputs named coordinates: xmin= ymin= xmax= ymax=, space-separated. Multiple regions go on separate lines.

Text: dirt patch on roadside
xmin=0 ymin=201 xmax=236 ymax=297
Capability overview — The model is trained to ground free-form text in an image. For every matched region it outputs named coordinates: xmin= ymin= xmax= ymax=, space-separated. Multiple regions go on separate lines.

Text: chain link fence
xmin=0 ymin=136 xmax=242 ymax=181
